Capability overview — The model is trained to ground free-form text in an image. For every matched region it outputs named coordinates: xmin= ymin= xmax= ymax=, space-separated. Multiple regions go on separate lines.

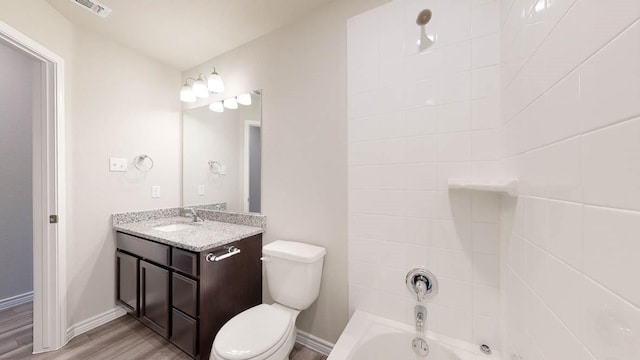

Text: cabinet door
xmin=139 ymin=260 xmax=170 ymax=338
xmin=116 ymin=251 xmax=139 ymax=316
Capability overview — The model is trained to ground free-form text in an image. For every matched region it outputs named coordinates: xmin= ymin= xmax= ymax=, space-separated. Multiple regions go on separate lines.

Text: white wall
xmin=183 ymin=0 xmax=388 ymax=343
xmin=0 ymin=0 xmax=182 ymax=327
xmin=500 ymin=0 xmax=640 ymax=359
xmin=0 ymin=41 xmax=39 ymax=301
xmin=347 ymin=0 xmax=503 ymax=348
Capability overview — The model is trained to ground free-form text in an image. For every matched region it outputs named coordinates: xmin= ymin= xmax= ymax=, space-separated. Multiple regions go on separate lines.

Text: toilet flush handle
xmin=260 ymin=256 xmax=271 ymax=262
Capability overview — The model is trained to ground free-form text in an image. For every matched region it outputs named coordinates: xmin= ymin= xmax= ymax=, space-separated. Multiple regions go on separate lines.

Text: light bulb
xmin=192 ymin=77 xmax=209 ymax=99
xmin=223 ymin=98 xmax=238 ymax=110
xmin=207 ymin=69 xmax=224 ymax=93
xmin=237 ymin=93 xmax=252 ymax=106
xmin=180 ymin=84 xmax=196 ymax=103
xmin=209 ymin=101 xmax=224 ymax=113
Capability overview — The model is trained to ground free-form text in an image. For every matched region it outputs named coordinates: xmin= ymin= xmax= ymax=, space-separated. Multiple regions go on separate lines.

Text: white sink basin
xmin=153 ymin=223 xmax=198 ymax=232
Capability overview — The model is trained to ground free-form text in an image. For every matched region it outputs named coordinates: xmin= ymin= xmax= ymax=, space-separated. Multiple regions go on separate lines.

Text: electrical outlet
xmin=151 ymin=186 xmax=161 ymax=198
xmin=198 ymin=185 xmax=205 ymax=195
xmin=109 ymin=158 xmax=127 ymax=172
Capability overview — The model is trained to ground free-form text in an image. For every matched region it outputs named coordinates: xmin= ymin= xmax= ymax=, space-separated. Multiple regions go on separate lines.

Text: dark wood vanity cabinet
xmin=116 ymin=232 xmax=262 ymax=359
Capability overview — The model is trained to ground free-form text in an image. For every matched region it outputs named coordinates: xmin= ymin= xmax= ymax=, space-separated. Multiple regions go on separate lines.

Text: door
xmin=116 ymin=251 xmax=138 ymax=316
xmin=248 ymin=125 xmax=261 ymax=213
xmin=139 ymin=260 xmax=170 ymax=338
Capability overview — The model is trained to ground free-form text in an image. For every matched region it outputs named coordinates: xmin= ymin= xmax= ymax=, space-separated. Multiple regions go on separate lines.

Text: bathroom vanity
xmin=113 ymin=209 xmax=266 ymax=360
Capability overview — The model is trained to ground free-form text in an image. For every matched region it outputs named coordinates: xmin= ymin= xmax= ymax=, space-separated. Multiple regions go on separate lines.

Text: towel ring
xmin=134 ymin=154 xmax=154 ymax=171
xmin=208 ymin=160 xmax=225 ymax=175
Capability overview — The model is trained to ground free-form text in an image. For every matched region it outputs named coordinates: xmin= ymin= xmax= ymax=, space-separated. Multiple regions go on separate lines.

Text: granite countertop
xmin=113 ymin=216 xmax=264 ymax=252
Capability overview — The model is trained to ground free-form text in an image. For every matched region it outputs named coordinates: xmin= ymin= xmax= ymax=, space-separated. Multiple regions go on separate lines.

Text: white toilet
xmin=211 ymin=240 xmax=326 ymax=360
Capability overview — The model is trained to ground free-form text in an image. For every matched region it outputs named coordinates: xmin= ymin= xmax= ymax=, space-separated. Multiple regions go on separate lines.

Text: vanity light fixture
xmin=236 ymin=93 xmax=252 ymax=106
xmin=180 ymin=82 xmax=196 ymax=103
xmin=207 ymin=68 xmax=225 ymax=93
xmin=180 ymin=67 xmax=225 ymax=102
xmin=192 ymin=76 xmax=209 ymax=99
xmin=209 ymin=101 xmax=224 ymax=113
xmin=223 ymin=98 xmax=238 ymax=110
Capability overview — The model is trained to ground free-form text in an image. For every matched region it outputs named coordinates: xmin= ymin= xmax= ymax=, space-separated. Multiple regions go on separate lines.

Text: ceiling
xmin=46 ymin=0 xmax=334 ymax=70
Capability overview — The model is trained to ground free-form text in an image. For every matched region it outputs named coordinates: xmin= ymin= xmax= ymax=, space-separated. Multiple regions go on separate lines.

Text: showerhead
xmin=416 ymin=9 xmax=432 ymax=26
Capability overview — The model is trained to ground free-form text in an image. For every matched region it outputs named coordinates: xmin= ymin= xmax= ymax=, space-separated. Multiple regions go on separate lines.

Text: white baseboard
xmin=0 ymin=291 xmax=33 ymax=311
xmin=66 ymin=306 xmax=127 ymax=341
xmin=296 ymin=330 xmax=334 ymax=356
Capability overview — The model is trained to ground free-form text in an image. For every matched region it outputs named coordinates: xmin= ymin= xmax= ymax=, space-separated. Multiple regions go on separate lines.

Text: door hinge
xmin=49 ymin=215 xmax=58 ymax=224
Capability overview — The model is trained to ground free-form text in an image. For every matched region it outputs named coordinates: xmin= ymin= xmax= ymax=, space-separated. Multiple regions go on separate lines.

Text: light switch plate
xmin=109 ymin=158 xmax=127 ymax=172
xmin=198 ymin=185 xmax=205 ymax=195
xmin=151 ymin=186 xmax=161 ymax=198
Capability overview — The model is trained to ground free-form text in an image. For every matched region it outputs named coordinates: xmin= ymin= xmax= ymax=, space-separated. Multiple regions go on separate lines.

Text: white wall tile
xmin=472 ymin=33 xmax=500 ymax=68
xmin=473 ymin=253 xmax=500 ymax=286
xmin=348 ymin=0 xmax=501 ymax=337
xmin=547 ymin=199 xmax=583 ymax=270
xmin=472 ymin=65 xmax=500 ymax=99
xmin=437 ymin=101 xmax=472 ymax=133
xmin=404 ymin=135 xmax=437 ymax=163
xmin=437 ymin=132 xmax=472 ymax=162
xmin=405 ymin=106 xmax=437 ymax=135
xmin=583 ymin=206 xmax=640 ymax=308
xmin=470 ymin=1 xmax=499 ymax=38
xmin=472 ymin=97 xmax=500 ymax=130
xmin=438 ymin=306 xmax=474 ymax=342
xmin=438 ymin=277 xmax=473 ymax=310
xmin=403 ymin=163 xmax=437 ymax=190
xmin=438 ymin=249 xmax=473 ymax=281
xmin=472 ymin=222 xmax=500 ymax=254
xmin=583 ymin=118 xmax=640 ymax=212
xmin=578 ymin=21 xmax=640 ymax=133
xmin=581 ymin=276 xmax=640 ymax=360
xmin=472 ymin=129 xmax=502 ymax=160
xmin=473 ymin=283 xmax=500 ymax=317
xmin=349 ymin=138 xmax=405 ymax=165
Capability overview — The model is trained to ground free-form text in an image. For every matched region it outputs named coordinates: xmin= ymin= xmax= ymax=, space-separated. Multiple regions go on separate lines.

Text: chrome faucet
xmin=184 ymin=208 xmax=202 ymax=223
xmin=416 ymin=279 xmax=427 ymax=302
xmin=415 ymin=304 xmax=427 ymax=333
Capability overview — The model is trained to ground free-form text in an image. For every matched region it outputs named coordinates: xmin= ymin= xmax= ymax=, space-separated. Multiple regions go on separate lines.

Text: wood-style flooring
xmin=0 ymin=302 xmax=327 ymax=360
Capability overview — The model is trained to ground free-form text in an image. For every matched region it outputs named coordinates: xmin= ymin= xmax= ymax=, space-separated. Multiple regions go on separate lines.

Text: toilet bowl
xmin=211 ymin=240 xmax=326 ymax=360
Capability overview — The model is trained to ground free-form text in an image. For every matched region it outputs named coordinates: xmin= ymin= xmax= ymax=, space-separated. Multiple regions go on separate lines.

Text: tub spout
xmin=415 ymin=304 xmax=427 ymax=333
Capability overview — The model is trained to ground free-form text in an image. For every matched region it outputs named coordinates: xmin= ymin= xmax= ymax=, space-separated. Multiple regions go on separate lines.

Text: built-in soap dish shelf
xmin=448 ymin=178 xmax=518 ymax=196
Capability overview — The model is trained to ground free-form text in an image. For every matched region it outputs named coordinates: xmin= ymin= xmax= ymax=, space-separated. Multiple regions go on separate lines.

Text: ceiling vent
xmin=71 ymin=0 xmax=112 ymax=18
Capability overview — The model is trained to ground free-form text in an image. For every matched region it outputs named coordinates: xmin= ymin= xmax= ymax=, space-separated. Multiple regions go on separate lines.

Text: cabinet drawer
xmin=117 ymin=232 xmax=169 ymax=266
xmin=172 ymin=272 xmax=198 ymax=318
xmin=171 ymin=248 xmax=198 ymax=277
xmin=171 ymin=308 xmax=198 ymax=357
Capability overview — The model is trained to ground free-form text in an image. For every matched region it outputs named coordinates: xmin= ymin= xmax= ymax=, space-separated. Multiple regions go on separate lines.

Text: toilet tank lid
xmin=263 ymin=240 xmax=326 ymax=263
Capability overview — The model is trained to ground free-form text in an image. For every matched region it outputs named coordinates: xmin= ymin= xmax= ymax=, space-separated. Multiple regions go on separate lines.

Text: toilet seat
xmin=213 ymin=304 xmax=295 ymax=360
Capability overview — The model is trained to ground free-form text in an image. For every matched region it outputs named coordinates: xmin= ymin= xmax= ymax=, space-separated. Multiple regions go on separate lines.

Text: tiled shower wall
xmin=500 ymin=0 xmax=640 ymax=359
xmin=347 ymin=0 xmax=503 ymax=347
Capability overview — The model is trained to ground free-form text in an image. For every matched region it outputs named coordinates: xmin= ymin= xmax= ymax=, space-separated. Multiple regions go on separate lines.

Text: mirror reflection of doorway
xmin=245 ymin=121 xmax=261 ymax=213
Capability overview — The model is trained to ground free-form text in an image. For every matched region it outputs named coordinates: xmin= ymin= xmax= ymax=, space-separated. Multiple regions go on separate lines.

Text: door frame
xmin=243 ymin=120 xmax=260 ymax=213
xmin=0 ymin=21 xmax=67 ymax=353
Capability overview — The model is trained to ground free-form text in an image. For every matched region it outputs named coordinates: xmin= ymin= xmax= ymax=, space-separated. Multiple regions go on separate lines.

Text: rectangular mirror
xmin=182 ymin=90 xmax=262 ymax=213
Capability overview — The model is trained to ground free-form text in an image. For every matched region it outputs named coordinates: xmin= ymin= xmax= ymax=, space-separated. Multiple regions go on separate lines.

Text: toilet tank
xmin=262 ymin=240 xmax=326 ymax=310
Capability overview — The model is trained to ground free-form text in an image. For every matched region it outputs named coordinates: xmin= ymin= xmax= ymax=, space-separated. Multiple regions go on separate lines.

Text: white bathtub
xmin=328 ymin=311 xmax=500 ymax=360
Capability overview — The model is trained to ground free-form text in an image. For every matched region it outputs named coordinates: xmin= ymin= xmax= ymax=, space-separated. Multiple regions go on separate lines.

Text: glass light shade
xmin=209 ymin=101 xmax=224 ymax=113
xmin=192 ymin=78 xmax=209 ymax=99
xmin=236 ymin=93 xmax=252 ymax=106
xmin=223 ymin=98 xmax=238 ymax=110
xmin=207 ymin=71 xmax=225 ymax=93
xmin=180 ymin=85 xmax=196 ymax=103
